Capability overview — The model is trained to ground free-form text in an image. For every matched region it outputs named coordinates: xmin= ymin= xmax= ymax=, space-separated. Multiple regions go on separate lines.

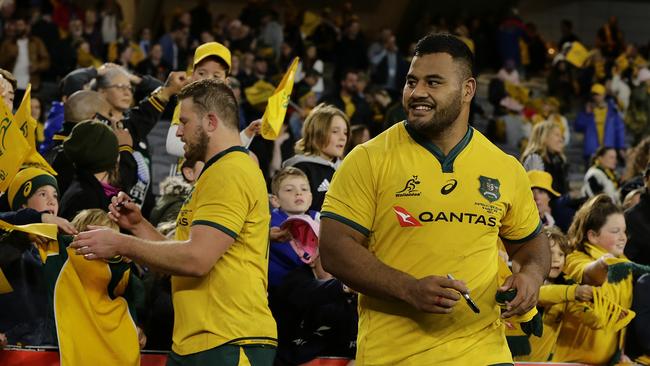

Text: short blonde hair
xmin=72 ymin=209 xmax=119 ymax=232
xmin=295 ymin=103 xmax=350 ymax=156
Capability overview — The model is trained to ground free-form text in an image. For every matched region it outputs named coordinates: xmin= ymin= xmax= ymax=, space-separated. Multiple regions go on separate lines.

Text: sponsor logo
xmin=440 ymin=179 xmax=458 ymax=195
xmin=418 ymin=210 xmax=497 ymax=227
xmin=396 ymin=175 xmax=421 ymax=197
xmin=479 ymin=176 xmax=501 ymax=202
xmin=393 ymin=206 xmax=422 ymax=227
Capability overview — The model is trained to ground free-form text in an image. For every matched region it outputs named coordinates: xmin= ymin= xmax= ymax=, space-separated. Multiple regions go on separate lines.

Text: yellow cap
xmin=8 ymin=167 xmax=59 ymax=210
xmin=528 ymin=170 xmax=560 ymax=197
xmin=193 ymin=42 xmax=231 ymax=71
xmin=591 ymin=83 xmax=606 ymax=96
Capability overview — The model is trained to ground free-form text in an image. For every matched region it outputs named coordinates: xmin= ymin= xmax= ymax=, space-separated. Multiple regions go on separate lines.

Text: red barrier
xmin=0 ymin=349 xmax=168 ymax=366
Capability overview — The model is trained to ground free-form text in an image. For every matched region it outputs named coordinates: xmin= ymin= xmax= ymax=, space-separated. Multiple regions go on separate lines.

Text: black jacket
xmin=282 ymin=155 xmax=341 ymax=212
xmin=626 ymin=273 xmax=650 ymax=360
xmin=269 ymin=265 xmax=357 ymax=365
xmin=59 ymin=170 xmax=114 ymax=221
xmin=625 ymin=191 xmax=650 ymax=266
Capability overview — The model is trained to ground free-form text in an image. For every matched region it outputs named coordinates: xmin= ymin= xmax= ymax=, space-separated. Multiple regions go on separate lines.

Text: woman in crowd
xmin=582 ymin=146 xmax=620 ymax=203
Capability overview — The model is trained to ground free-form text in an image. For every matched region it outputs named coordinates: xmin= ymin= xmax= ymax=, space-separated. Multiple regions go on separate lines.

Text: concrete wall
xmin=520 ymin=0 xmax=650 ymax=47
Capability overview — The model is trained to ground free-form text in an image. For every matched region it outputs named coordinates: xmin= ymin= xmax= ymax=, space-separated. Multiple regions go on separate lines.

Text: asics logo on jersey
xmin=440 ymin=179 xmax=458 ymax=195
xmin=393 ymin=206 xmax=422 ymax=227
xmin=396 ymin=175 xmax=421 ymax=197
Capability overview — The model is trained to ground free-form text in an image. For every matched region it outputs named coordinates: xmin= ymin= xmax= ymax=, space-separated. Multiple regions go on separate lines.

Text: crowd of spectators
xmin=1 ymin=0 xmax=650 ymax=364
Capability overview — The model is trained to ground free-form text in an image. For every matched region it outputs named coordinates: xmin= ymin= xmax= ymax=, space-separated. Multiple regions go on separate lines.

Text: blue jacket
xmin=268 ymin=208 xmax=319 ymax=288
xmin=38 ymin=101 xmax=64 ymax=155
xmin=574 ymin=100 xmax=627 ymax=159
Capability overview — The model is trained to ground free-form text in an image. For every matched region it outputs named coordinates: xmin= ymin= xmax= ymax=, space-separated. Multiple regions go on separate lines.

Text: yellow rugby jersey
xmin=173 ymin=146 xmax=277 ymax=355
xmin=322 ymin=121 xmax=542 ymax=366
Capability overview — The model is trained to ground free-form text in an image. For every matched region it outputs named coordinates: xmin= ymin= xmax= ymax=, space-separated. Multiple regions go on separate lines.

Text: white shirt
xmin=13 ymin=38 xmax=30 ymax=90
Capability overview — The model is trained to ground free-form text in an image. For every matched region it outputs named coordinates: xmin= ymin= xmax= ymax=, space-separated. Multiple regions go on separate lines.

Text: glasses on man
xmin=106 ymin=84 xmax=134 ymax=93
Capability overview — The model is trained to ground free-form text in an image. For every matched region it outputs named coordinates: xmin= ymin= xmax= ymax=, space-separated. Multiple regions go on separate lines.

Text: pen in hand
xmin=447 ymin=274 xmax=480 ymax=314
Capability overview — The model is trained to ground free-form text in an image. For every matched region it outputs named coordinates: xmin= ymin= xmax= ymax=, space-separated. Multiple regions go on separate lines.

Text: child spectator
xmin=528 ymin=170 xmax=561 ymax=227
xmin=524 ymin=226 xmax=593 ymax=361
xmin=521 ymin=121 xmax=568 ymax=195
xmin=268 ymin=167 xmax=357 ymax=365
xmin=59 ymin=121 xmax=121 ymax=220
xmin=553 ymin=194 xmax=634 ymax=364
xmin=582 ymin=146 xmax=620 ymax=203
xmin=283 ymin=104 xmax=350 ymax=211
xmin=36 ymin=208 xmax=144 ymax=365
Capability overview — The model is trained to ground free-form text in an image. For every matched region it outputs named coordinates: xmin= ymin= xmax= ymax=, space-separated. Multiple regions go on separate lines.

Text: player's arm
xmin=70 ymin=224 xmax=232 ymax=277
xmin=501 ymin=232 xmax=550 ymax=317
xmin=320 ymin=218 xmax=468 ymax=314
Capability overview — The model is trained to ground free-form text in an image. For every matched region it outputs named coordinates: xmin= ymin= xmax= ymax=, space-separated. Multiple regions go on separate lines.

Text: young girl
xmin=520 ymin=121 xmax=568 ymax=196
xmin=42 ymin=208 xmax=144 ymax=365
xmin=552 ymin=194 xmax=634 ymax=364
xmin=582 ymin=146 xmax=620 ymax=203
xmin=524 ymin=226 xmax=593 ymax=361
xmin=282 ymin=103 xmax=350 ymax=211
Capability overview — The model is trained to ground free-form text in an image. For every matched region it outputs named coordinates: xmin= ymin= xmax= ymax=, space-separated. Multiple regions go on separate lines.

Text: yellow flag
xmin=565 ymin=42 xmax=589 ymax=68
xmin=0 ymin=219 xmax=58 ymax=240
xmin=14 ymin=84 xmax=56 ymax=175
xmin=261 ymin=57 xmax=300 ymax=140
xmin=0 ymin=96 xmax=30 ymax=192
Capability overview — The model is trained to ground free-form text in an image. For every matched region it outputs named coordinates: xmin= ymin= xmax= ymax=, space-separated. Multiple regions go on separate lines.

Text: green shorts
xmin=167 ymin=344 xmax=276 ymax=366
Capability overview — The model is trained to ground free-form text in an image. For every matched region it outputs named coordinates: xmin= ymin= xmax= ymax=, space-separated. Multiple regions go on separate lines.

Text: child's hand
xmin=270 ymin=227 xmax=292 ymax=242
xmin=0 ymin=332 xmax=7 ymax=348
xmin=243 ymin=120 xmax=262 ymax=138
xmin=42 ymin=213 xmax=78 ymax=235
xmin=137 ymin=327 xmax=147 ymax=349
xmin=597 ymin=254 xmax=615 ymax=268
xmin=575 ymin=284 xmax=593 ymax=302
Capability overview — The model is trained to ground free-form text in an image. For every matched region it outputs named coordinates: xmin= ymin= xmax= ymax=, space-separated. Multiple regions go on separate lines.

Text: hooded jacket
xmin=282 ymin=155 xmax=341 ymax=212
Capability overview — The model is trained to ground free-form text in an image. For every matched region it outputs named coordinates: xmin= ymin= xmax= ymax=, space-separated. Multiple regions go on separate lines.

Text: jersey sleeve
xmin=499 ymin=158 xmax=543 ymax=243
xmin=563 ymin=251 xmax=593 ymax=284
xmin=321 ymin=146 xmax=376 ymax=236
xmin=191 ymin=165 xmax=248 ymax=239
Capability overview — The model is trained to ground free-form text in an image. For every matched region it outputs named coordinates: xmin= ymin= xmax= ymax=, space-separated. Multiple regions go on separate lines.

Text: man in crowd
xmin=71 ymin=78 xmax=277 ymax=365
xmin=0 ymin=17 xmax=49 ymax=106
xmin=319 ymin=33 xmax=550 ymax=365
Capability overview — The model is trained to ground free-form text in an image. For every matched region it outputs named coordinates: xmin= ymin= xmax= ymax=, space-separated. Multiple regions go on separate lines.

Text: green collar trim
xmin=403 ymin=121 xmax=473 ymax=173
xmin=199 ymin=146 xmax=249 ymax=179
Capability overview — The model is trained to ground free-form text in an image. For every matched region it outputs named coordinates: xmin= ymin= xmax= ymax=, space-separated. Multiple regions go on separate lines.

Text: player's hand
xmin=575 ymin=284 xmax=593 ymax=302
xmin=41 ymin=213 xmax=78 ymax=235
xmin=70 ymin=226 xmax=125 ymax=260
xmin=498 ymin=271 xmax=544 ymax=318
xmin=405 ymin=275 xmax=468 ymax=314
xmin=108 ymin=192 xmax=144 ymax=231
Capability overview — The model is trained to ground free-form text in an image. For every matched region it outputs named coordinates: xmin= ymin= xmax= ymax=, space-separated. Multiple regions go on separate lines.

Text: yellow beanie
xmin=8 ymin=167 xmax=59 ymax=210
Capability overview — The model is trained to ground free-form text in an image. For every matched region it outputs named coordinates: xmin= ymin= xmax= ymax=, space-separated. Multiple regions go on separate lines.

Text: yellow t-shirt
xmin=322 ymin=122 xmax=542 ymax=365
xmin=593 ymin=105 xmax=607 ymax=145
xmin=172 ymin=146 xmax=277 ymax=355
xmin=552 ymin=243 xmax=633 ymax=364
